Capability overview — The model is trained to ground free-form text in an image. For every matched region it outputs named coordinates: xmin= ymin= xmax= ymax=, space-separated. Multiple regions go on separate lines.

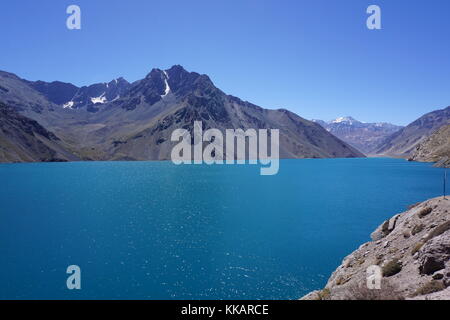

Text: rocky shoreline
xmin=302 ymin=196 xmax=450 ymax=300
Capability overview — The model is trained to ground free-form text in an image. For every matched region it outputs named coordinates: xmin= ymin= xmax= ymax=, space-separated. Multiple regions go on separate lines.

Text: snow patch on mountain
xmin=63 ymin=101 xmax=74 ymax=109
xmin=91 ymin=93 xmax=107 ymax=104
xmin=162 ymin=71 xmax=170 ymax=97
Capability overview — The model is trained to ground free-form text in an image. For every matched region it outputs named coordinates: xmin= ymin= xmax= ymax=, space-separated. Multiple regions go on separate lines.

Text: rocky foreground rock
xmin=302 ymin=196 xmax=450 ymax=300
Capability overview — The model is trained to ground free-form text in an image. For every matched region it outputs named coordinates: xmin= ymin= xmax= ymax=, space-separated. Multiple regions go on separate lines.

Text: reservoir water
xmin=0 ymin=158 xmax=446 ymax=299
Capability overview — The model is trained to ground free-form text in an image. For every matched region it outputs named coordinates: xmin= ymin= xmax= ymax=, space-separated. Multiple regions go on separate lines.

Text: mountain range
xmin=375 ymin=106 xmax=450 ymax=157
xmin=0 ymin=65 xmax=364 ymax=163
xmin=26 ymin=77 xmax=131 ymax=112
xmin=313 ymin=117 xmax=403 ymax=155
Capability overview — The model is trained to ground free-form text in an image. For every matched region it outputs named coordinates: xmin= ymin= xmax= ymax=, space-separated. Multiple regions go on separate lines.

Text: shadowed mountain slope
xmin=376 ymin=106 xmax=450 ymax=157
xmin=0 ymin=102 xmax=78 ymax=162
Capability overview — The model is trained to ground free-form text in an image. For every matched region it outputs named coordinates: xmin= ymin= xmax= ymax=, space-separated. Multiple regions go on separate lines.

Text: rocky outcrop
xmin=411 ymin=125 xmax=450 ymax=168
xmin=418 ymin=232 xmax=450 ymax=275
xmin=301 ymin=197 xmax=450 ymax=300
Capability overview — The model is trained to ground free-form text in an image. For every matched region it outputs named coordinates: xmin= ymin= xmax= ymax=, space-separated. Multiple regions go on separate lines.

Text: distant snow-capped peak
xmin=330 ymin=116 xmax=361 ymax=125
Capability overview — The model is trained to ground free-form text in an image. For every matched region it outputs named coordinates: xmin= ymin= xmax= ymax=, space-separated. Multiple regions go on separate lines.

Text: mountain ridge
xmin=0 ymin=102 xmax=78 ymax=162
xmin=0 ymin=65 xmax=364 ymax=162
xmin=313 ymin=117 xmax=403 ymax=155
xmin=375 ymin=106 xmax=450 ymax=157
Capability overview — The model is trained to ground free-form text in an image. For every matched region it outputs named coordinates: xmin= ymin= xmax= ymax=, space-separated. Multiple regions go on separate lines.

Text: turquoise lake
xmin=0 ymin=158 xmax=446 ymax=299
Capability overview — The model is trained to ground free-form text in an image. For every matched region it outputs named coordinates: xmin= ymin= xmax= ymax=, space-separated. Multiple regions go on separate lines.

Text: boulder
xmin=418 ymin=231 xmax=450 ymax=275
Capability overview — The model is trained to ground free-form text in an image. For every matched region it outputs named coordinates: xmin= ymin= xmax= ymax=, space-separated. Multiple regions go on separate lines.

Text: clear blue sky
xmin=1 ymin=0 xmax=450 ymax=125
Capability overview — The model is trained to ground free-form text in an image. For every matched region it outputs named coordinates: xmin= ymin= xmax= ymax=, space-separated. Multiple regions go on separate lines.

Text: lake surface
xmin=0 ymin=158 xmax=446 ymax=299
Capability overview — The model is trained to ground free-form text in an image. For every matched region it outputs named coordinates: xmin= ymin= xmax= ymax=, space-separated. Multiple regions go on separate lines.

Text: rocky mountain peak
xmin=166 ymin=64 xmax=188 ymax=76
xmin=107 ymin=77 xmax=129 ymax=87
xmin=145 ymin=68 xmax=166 ymax=80
xmin=164 ymin=65 xmax=215 ymax=97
